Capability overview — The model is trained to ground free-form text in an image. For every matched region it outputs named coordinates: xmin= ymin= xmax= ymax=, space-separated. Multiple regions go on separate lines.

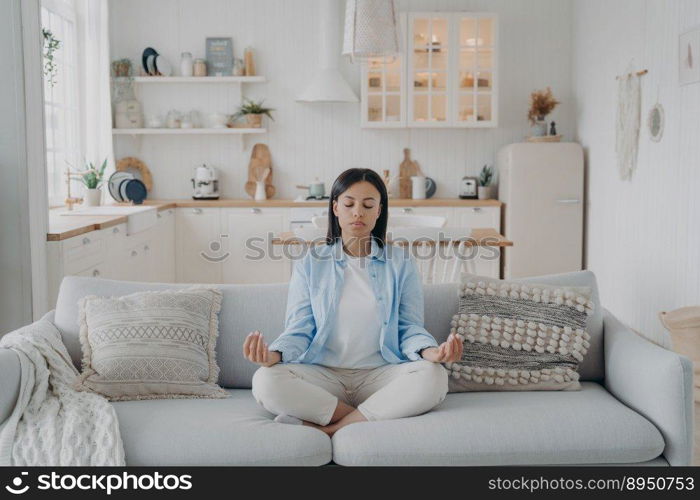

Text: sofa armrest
xmin=603 ymin=308 xmax=694 ymax=466
xmin=0 ymin=348 xmax=21 ymax=427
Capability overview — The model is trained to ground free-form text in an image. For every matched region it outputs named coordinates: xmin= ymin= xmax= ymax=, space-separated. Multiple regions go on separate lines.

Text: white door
xmin=176 ymin=208 xmax=223 ymax=283
xmin=222 ymin=208 xmax=288 ymax=284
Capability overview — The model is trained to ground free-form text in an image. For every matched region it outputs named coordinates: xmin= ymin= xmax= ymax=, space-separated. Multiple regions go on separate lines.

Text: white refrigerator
xmin=497 ymin=142 xmax=584 ymax=279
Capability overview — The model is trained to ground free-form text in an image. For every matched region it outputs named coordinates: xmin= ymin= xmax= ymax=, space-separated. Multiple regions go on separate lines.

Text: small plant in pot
xmin=527 ymin=86 xmax=559 ymax=137
xmin=76 ymin=158 xmax=108 ymax=206
xmin=231 ymin=98 xmax=274 ymax=128
xmin=477 ymin=164 xmax=496 ymax=200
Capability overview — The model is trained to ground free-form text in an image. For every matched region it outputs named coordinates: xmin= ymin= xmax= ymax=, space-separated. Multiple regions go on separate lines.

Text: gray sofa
xmin=0 ymin=271 xmax=694 ymax=466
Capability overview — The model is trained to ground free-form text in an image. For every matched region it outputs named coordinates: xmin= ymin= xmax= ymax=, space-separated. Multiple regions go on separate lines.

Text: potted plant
xmin=77 ymin=158 xmax=108 ymax=206
xmin=527 ymin=86 xmax=559 ymax=136
xmin=231 ymin=98 xmax=274 ymax=128
xmin=477 ymin=164 xmax=496 ymax=200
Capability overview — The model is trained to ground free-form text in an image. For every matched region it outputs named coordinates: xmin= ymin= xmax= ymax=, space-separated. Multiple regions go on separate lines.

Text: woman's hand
xmin=243 ymin=330 xmax=282 ymax=367
xmin=420 ymin=333 xmax=463 ymax=363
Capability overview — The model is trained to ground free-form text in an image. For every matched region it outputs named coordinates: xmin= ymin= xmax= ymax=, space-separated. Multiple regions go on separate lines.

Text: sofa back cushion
xmin=54 ymin=270 xmax=603 ymax=389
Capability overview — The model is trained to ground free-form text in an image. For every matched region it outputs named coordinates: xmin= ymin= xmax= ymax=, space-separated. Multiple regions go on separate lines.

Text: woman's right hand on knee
xmin=243 ymin=330 xmax=282 ymax=367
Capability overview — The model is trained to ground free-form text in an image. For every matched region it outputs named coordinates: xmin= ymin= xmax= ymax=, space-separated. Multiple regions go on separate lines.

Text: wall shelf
xmin=112 ymin=128 xmax=267 ymax=135
xmin=115 ymin=76 xmax=266 ymax=84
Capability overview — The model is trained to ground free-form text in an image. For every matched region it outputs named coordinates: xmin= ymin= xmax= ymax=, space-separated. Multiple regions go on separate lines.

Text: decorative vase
xmin=478 ymin=185 xmax=496 ymax=200
xmin=254 ymin=181 xmax=267 ymax=201
xmin=84 ymin=188 xmax=102 ymax=207
xmin=180 ymin=52 xmax=193 ymax=77
xmin=246 ymin=114 xmax=263 ymax=128
xmin=531 ymin=119 xmax=547 ymax=137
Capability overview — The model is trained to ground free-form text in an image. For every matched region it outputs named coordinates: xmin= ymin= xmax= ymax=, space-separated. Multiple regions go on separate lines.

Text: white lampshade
xmin=342 ymin=0 xmax=400 ymax=61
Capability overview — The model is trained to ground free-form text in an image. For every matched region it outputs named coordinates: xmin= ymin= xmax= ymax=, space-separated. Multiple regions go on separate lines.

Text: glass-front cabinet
xmin=361 ymin=12 xmax=497 ymax=128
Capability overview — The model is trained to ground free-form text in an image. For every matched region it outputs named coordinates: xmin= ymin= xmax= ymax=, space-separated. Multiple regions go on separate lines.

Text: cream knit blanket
xmin=0 ymin=317 xmax=125 ymax=465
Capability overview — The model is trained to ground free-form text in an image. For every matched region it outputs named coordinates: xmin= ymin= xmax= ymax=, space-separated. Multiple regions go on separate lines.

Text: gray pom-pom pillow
xmin=446 ymin=273 xmax=594 ymax=392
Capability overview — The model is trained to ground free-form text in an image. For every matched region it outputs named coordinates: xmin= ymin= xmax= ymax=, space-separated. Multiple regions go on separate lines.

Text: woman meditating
xmin=243 ymin=168 xmax=463 ymax=437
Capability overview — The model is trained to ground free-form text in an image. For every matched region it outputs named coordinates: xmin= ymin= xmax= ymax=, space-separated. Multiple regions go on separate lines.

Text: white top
xmin=319 ymin=254 xmax=386 ymax=369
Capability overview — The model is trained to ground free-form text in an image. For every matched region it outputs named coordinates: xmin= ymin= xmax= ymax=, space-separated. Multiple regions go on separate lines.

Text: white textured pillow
xmin=74 ymin=287 xmax=228 ymax=401
xmin=446 ymin=273 xmax=594 ymax=392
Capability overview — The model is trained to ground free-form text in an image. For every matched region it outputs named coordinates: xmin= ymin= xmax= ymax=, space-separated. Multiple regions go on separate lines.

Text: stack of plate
xmin=108 ymin=171 xmax=148 ymax=205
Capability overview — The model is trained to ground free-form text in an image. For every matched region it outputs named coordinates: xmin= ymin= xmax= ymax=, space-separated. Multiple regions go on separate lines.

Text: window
xmin=41 ymin=0 xmax=80 ymax=207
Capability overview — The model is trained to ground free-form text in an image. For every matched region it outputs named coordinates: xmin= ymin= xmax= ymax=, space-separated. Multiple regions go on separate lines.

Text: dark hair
xmin=326 ymin=168 xmax=388 ymax=247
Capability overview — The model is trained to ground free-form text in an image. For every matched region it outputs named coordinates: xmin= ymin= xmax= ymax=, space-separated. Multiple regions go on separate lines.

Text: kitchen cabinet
xmin=222 ymin=207 xmax=290 ymax=284
xmin=175 ymin=207 xmax=223 ymax=283
xmin=361 ymin=11 xmax=498 ymax=128
xmin=153 ymin=208 xmax=176 ymax=282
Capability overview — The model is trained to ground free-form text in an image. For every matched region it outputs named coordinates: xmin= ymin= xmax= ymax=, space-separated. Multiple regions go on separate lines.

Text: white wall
xmin=108 ymin=0 xmax=574 ymax=200
xmin=572 ymin=0 xmax=700 ymax=342
xmin=0 ymin=0 xmax=34 ymax=334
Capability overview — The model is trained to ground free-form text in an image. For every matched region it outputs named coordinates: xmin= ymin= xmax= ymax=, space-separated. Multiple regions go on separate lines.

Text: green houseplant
xmin=42 ymin=28 xmax=61 ymax=87
xmin=77 ymin=158 xmax=108 ymax=206
xmin=231 ymin=98 xmax=274 ymax=128
xmin=477 ymin=164 xmax=496 ymax=200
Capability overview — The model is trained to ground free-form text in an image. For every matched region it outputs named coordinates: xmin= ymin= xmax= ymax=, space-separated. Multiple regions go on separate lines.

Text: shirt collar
xmin=330 ymin=238 xmax=386 ymax=265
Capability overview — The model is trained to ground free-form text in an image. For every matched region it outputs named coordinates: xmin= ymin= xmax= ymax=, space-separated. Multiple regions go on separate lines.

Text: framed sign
xmin=206 ymin=37 xmax=234 ymax=76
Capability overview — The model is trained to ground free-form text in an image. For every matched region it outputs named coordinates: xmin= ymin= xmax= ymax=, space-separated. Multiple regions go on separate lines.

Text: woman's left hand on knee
xmin=419 ymin=333 xmax=463 ymax=363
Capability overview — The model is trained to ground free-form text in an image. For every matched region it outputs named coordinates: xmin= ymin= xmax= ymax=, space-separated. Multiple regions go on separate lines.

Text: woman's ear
xmin=332 ymin=199 xmax=338 ymax=217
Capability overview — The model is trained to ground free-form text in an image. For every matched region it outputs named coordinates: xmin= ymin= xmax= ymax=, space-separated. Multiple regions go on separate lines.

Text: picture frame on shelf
xmin=206 ymin=37 xmax=234 ymax=76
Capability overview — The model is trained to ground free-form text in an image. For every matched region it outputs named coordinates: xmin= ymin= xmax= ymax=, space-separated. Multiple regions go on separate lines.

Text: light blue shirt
xmin=268 ymin=238 xmax=439 ymax=365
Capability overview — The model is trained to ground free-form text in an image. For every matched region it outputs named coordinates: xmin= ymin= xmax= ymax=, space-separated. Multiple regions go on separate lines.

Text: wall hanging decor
xmin=615 ymin=65 xmax=647 ymax=180
xmin=679 ymin=27 xmax=700 ymax=85
xmin=648 ymin=85 xmax=665 ymax=143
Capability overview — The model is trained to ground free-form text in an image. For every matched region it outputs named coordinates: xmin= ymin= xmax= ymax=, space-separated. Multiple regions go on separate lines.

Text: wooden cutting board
xmin=398 ymin=148 xmax=423 ymax=198
xmin=244 ymin=143 xmax=276 ymax=199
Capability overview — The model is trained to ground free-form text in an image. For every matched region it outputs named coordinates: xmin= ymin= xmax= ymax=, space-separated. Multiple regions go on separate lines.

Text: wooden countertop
xmin=272 ymin=228 xmax=513 ymax=247
xmin=47 ymin=198 xmax=501 ymax=241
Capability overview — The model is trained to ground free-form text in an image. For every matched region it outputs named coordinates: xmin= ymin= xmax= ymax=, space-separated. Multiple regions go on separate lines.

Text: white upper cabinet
xmin=361 ymin=12 xmax=498 ymax=128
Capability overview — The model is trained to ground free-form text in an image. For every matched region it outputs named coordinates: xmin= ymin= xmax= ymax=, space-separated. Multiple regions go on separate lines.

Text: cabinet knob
xmin=168 ymin=210 xmax=173 ymax=215
xmin=157 ymin=213 xmax=162 ymax=218
xmin=472 ymin=207 xmax=482 ymax=212
xmin=144 ymin=245 xmax=150 ymax=251
xmin=112 ymin=227 xmax=120 ymax=234
xmin=555 ymin=199 xmax=581 ymax=204
xmin=131 ymin=250 xmax=138 ymax=257
xmin=192 ymin=208 xmax=203 ymax=214
xmin=92 ymin=269 xmax=100 ymax=277
xmin=82 ymin=237 xmax=91 ymax=245
xmin=402 ymin=207 xmax=413 ymax=213
xmin=250 ymin=208 xmax=261 ymax=214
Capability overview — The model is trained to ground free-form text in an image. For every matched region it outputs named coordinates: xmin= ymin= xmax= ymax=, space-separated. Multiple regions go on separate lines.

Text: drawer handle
xmin=472 ymin=207 xmax=482 ymax=212
xmin=92 ymin=269 xmax=100 ymax=277
xmin=131 ymin=250 xmax=138 ymax=257
xmin=555 ymin=199 xmax=581 ymax=204
xmin=157 ymin=213 xmax=162 ymax=218
xmin=112 ymin=227 xmax=120 ymax=234
xmin=82 ymin=237 xmax=91 ymax=245
xmin=250 ymin=208 xmax=261 ymax=214
xmin=402 ymin=208 xmax=413 ymax=213
xmin=192 ymin=208 xmax=203 ymax=214
xmin=168 ymin=210 xmax=173 ymax=215
xmin=144 ymin=245 xmax=150 ymax=251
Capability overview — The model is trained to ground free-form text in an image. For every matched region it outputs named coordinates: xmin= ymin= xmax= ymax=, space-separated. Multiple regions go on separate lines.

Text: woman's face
xmin=332 ymin=180 xmax=382 ymax=239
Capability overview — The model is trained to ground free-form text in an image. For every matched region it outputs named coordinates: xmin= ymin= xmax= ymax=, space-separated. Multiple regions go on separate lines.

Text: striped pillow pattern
xmin=446 ymin=274 xmax=594 ymax=392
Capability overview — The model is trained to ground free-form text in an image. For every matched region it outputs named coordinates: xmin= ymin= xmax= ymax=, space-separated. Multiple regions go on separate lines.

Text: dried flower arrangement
xmin=527 ymin=87 xmax=560 ymax=125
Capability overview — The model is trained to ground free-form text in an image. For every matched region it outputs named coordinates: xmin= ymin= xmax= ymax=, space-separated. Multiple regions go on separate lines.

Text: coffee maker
xmin=191 ymin=164 xmax=220 ymax=200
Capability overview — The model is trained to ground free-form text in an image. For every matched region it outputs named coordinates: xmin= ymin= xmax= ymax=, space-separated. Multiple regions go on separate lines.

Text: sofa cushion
xmin=423 ymin=271 xmax=604 ymax=382
xmin=331 ymin=382 xmax=664 ymax=466
xmin=75 ymin=287 xmax=227 ymax=401
xmin=111 ymin=389 xmax=331 ymax=465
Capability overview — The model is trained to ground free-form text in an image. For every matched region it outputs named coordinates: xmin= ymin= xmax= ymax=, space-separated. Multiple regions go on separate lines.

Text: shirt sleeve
xmin=397 ymin=255 xmax=439 ymax=361
xmin=268 ymin=255 xmax=316 ymax=362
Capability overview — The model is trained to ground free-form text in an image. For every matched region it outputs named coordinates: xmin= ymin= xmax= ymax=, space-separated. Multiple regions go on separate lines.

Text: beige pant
xmin=251 ymin=360 xmax=448 ymax=426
